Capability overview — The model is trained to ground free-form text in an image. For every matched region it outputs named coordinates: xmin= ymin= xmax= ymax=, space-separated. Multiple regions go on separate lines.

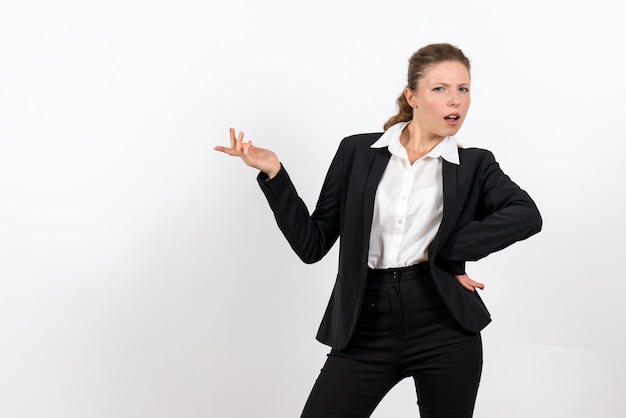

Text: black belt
xmin=366 ymin=262 xmax=430 ymax=283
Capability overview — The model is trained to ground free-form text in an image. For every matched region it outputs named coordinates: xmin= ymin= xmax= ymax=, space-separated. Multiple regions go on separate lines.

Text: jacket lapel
xmin=363 ymin=148 xmax=391 ymax=244
xmin=430 ymin=159 xmax=458 ymax=257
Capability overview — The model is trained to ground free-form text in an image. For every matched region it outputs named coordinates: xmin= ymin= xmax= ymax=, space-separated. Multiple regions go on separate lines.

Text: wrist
xmin=264 ymin=163 xmax=281 ymax=180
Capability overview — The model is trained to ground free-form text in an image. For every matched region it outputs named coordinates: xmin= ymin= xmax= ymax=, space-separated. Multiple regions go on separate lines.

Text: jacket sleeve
xmin=438 ymin=151 xmax=542 ymax=262
xmin=256 ymin=142 xmax=344 ymax=264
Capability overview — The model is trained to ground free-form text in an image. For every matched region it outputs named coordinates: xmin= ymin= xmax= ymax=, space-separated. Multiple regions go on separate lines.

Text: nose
xmin=448 ymin=91 xmax=460 ymax=106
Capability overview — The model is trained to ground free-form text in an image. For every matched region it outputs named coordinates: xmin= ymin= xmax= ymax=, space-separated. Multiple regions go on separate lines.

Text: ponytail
xmin=383 ymin=90 xmax=413 ymax=131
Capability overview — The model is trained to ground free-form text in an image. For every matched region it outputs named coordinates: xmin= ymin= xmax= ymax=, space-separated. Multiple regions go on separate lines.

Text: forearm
xmin=258 ymin=165 xmax=340 ymax=264
xmin=439 ymin=151 xmax=542 ymax=263
xmin=439 ymin=198 xmax=542 ymax=262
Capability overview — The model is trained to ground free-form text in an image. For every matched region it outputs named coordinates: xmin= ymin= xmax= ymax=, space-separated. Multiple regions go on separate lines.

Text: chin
xmin=445 ymin=126 xmax=463 ymax=136
xmin=438 ymin=130 xmax=458 ymax=138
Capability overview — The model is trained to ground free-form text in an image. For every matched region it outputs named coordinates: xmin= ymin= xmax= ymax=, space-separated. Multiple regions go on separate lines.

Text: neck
xmin=400 ymin=121 xmax=444 ymax=163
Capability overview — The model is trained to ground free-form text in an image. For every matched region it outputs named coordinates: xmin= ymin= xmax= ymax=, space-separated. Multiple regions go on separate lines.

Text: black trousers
xmin=302 ymin=263 xmax=482 ymax=418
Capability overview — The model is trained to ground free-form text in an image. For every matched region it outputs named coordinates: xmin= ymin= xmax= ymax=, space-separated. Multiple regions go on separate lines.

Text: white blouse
xmin=367 ymin=122 xmax=460 ymax=269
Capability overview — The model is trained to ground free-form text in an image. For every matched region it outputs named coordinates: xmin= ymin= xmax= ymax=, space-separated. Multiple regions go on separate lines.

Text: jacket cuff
xmin=256 ymin=164 xmax=287 ymax=192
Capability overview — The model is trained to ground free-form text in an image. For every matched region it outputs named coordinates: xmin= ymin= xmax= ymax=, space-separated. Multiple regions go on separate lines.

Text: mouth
xmin=444 ymin=113 xmax=461 ymax=126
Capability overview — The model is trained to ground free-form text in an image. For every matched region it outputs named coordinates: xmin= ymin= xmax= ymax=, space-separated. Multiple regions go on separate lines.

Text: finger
xmin=234 ymin=132 xmax=242 ymax=153
xmin=467 ymin=278 xmax=485 ymax=290
xmin=241 ymin=140 xmax=254 ymax=163
xmin=213 ymin=146 xmax=238 ymax=156
xmin=461 ymin=281 xmax=476 ymax=292
xmin=230 ymin=128 xmax=245 ymax=148
xmin=458 ymin=274 xmax=485 ymax=290
xmin=455 ymin=275 xmax=481 ymax=292
xmin=229 ymin=128 xmax=237 ymax=148
xmin=234 ymin=131 xmax=246 ymax=153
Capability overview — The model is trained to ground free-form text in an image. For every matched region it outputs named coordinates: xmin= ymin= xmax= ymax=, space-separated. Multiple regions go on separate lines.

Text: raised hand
xmin=454 ymin=273 xmax=485 ymax=292
xmin=214 ymin=128 xmax=282 ymax=179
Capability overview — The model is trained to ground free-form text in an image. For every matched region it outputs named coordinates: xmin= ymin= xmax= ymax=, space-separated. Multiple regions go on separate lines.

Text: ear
xmin=404 ymin=87 xmax=417 ymax=108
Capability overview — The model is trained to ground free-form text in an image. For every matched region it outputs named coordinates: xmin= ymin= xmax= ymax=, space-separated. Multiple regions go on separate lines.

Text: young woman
xmin=215 ymin=43 xmax=542 ymax=418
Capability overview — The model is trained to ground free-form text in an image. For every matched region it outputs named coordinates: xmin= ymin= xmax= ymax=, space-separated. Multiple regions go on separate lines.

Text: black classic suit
xmin=258 ymin=132 xmax=542 ymax=350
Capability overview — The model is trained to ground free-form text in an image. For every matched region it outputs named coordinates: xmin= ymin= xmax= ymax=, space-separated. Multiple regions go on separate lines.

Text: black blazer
xmin=258 ymin=133 xmax=542 ymax=350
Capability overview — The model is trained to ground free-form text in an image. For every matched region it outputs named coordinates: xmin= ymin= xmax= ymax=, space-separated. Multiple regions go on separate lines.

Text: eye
xmin=459 ymin=86 xmax=470 ymax=93
xmin=432 ymin=86 xmax=444 ymax=92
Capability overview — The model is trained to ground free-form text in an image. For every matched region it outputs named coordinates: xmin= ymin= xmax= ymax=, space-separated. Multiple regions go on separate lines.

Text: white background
xmin=1 ymin=1 xmax=625 ymax=417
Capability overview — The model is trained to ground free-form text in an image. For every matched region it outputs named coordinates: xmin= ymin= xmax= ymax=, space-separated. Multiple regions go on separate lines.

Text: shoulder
xmin=339 ymin=132 xmax=384 ymax=150
xmin=458 ymin=147 xmax=496 ymax=166
xmin=328 ymin=132 xmax=386 ymax=169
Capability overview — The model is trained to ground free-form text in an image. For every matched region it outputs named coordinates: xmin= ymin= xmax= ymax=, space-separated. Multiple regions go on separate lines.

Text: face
xmin=405 ymin=60 xmax=471 ymax=140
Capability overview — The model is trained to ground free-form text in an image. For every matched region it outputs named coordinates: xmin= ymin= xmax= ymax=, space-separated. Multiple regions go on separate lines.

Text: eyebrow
xmin=430 ymin=82 xmax=471 ymax=86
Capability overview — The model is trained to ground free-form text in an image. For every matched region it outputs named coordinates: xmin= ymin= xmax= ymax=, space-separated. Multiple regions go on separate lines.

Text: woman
xmin=215 ymin=43 xmax=542 ymax=418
